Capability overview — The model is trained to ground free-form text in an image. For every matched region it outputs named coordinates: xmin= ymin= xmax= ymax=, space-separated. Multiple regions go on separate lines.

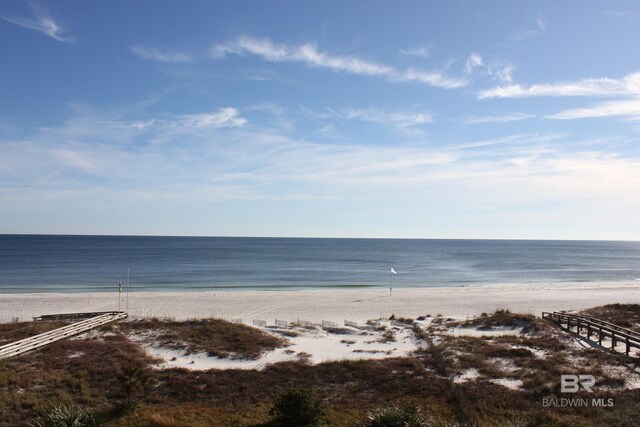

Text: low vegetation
xmin=459 ymin=309 xmax=536 ymax=329
xmin=29 ymin=401 xmax=100 ymax=427
xmin=0 ymin=320 xmax=67 ymax=346
xmin=268 ymin=387 xmax=325 ymax=427
xmin=580 ymin=304 xmax=640 ymax=332
xmin=0 ymin=330 xmax=155 ymax=425
xmin=120 ymin=318 xmax=287 ymax=359
xmin=0 ymin=307 xmax=639 ymax=426
xmin=359 ymin=404 xmax=429 ymax=427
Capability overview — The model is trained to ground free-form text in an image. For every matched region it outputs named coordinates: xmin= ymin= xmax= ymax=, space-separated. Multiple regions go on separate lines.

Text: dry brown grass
xmin=2 ymin=306 xmax=640 ymax=426
xmin=460 ymin=308 xmax=535 ymax=329
xmin=0 ymin=326 xmax=155 ymax=426
xmin=580 ymin=304 xmax=640 ymax=332
xmin=119 ymin=318 xmax=287 ymax=359
xmin=0 ymin=320 xmax=67 ymax=346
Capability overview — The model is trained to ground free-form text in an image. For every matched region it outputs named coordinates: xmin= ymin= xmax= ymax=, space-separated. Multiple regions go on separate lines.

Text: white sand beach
xmin=2 ymin=281 xmax=639 ymax=324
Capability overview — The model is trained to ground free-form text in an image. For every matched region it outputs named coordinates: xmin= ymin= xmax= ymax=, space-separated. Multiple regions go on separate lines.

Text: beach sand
xmin=2 ymin=281 xmax=639 ymax=324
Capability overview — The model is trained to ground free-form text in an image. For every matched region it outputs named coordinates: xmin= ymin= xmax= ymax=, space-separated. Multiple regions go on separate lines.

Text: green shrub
xmin=360 ymin=404 xmax=430 ymax=427
xmin=269 ymin=387 xmax=325 ymax=427
xmin=118 ymin=364 xmax=149 ymax=413
xmin=29 ymin=401 xmax=99 ymax=427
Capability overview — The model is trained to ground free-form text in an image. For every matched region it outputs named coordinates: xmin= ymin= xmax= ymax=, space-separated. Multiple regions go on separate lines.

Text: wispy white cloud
xmin=464 ymin=53 xmax=513 ymax=83
xmin=0 ymin=3 xmax=74 ymax=43
xmin=333 ymin=108 xmax=433 ymax=128
xmin=502 ymin=18 xmax=547 ymax=47
xmin=3 ymin=104 xmax=640 ymax=239
xmin=462 ymin=112 xmax=535 ymax=125
xmin=548 ymin=99 xmax=640 ymax=120
xmin=178 ymin=108 xmax=247 ymax=129
xmin=241 ymin=68 xmax=295 ymax=83
xmin=125 ymin=119 xmax=156 ymax=130
xmin=301 ymin=106 xmax=433 ymax=129
xmin=451 ymin=133 xmax=565 ymax=150
xmin=516 ymin=18 xmax=546 ymax=41
xmin=26 ymin=106 xmax=246 ymax=151
xmin=399 ymin=68 xmax=468 ymax=88
xmin=486 ymin=63 xmax=514 ymax=84
xmin=400 ymin=45 xmax=432 ymax=59
xmin=210 ymin=36 xmax=469 ymax=89
xmin=130 ymin=46 xmax=192 ymax=63
xmin=3 ymin=108 xmax=636 ymax=196
xmin=465 ymin=53 xmax=484 ymax=74
xmin=479 ymin=72 xmax=640 ymax=99
xmin=52 ymin=148 xmax=98 ymax=173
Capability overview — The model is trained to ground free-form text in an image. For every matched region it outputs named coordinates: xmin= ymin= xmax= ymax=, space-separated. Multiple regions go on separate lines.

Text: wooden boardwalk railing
xmin=33 ymin=311 xmax=124 ymax=322
xmin=542 ymin=311 xmax=640 ymax=357
xmin=0 ymin=312 xmax=127 ymax=360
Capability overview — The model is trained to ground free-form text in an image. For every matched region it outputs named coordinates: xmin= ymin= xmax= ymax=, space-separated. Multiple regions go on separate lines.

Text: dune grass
xmin=459 ymin=309 xmax=536 ymax=329
xmin=119 ymin=318 xmax=288 ymax=359
xmin=1 ymin=307 xmax=639 ymax=426
xmin=0 ymin=320 xmax=67 ymax=346
xmin=580 ymin=304 xmax=640 ymax=332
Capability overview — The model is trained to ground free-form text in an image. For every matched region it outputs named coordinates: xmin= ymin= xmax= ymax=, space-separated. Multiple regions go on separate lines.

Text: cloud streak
xmin=479 ymin=72 xmax=640 ymax=99
xmin=509 ymin=18 xmax=547 ymax=45
xmin=464 ymin=53 xmax=513 ymax=84
xmin=340 ymin=108 xmax=433 ymax=127
xmin=178 ymin=108 xmax=247 ymax=129
xmin=2 ymin=104 xmax=640 ymax=238
xmin=400 ymin=45 xmax=431 ymax=59
xmin=0 ymin=3 xmax=74 ymax=43
xmin=548 ymin=99 xmax=640 ymax=120
xmin=210 ymin=36 xmax=469 ymax=89
xmin=311 ymin=107 xmax=433 ymax=128
xmin=2 ymin=106 xmax=638 ymax=203
xmin=462 ymin=112 xmax=535 ymax=124
xmin=130 ymin=46 xmax=192 ymax=63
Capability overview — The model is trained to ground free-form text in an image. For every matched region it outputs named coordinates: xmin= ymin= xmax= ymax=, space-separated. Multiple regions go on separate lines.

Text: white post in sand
xmin=390 ymin=267 xmax=397 ymax=296
xmin=126 ymin=268 xmax=130 ymax=314
xmin=117 ymin=280 xmax=122 ymax=311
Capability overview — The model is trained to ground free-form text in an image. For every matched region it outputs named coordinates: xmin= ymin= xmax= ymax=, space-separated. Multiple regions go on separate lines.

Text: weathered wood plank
xmin=542 ymin=311 xmax=640 ymax=358
xmin=0 ymin=312 xmax=127 ymax=360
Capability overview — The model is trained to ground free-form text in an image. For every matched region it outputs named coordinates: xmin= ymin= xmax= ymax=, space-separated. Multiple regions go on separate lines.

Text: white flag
xmin=390 ymin=267 xmax=397 ymax=274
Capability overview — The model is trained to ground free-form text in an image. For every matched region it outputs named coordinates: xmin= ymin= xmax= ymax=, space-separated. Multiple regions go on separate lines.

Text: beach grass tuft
xmin=120 ymin=318 xmax=287 ymax=359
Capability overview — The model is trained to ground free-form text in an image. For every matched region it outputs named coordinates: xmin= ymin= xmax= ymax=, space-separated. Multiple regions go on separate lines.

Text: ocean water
xmin=0 ymin=235 xmax=639 ymax=293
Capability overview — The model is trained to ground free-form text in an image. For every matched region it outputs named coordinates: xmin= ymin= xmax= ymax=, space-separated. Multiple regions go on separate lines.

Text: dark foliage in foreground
xmin=268 ymin=387 xmax=325 ymax=427
xmin=359 ymin=404 xmax=429 ymax=427
xmin=29 ymin=401 xmax=100 ymax=427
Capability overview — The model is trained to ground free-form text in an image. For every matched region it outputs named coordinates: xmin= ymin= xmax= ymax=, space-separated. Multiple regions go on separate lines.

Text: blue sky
xmin=1 ymin=1 xmax=639 ymax=239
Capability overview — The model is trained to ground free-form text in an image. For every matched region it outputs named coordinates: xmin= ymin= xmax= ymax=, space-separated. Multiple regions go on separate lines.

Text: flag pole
xmin=389 ymin=267 xmax=397 ymax=296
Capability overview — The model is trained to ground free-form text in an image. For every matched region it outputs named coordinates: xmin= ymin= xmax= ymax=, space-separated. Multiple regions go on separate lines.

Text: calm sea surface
xmin=0 ymin=235 xmax=639 ymax=293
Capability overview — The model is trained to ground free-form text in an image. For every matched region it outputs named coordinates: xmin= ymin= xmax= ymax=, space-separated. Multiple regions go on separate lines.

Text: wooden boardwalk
xmin=0 ymin=311 xmax=127 ymax=360
xmin=543 ymin=311 xmax=640 ymax=357
xmin=33 ymin=311 xmax=125 ymax=322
